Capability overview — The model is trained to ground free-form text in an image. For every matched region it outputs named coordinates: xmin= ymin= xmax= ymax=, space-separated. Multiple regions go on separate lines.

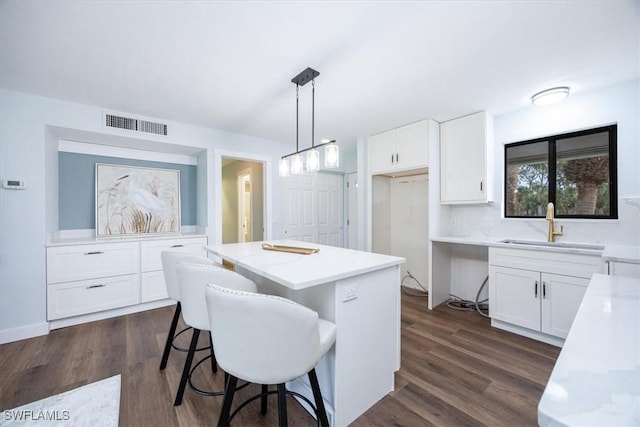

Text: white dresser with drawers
xmin=46 ymin=234 xmax=207 ymax=327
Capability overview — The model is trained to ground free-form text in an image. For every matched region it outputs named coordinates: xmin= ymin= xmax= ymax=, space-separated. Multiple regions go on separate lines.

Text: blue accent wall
xmin=58 ymin=152 xmax=197 ymax=230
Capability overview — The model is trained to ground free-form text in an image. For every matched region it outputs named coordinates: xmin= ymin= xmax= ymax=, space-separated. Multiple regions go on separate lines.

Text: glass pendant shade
xmin=306 ymin=149 xmax=320 ymax=172
xmin=324 ymin=142 xmax=339 ymax=168
xmin=290 ymin=153 xmax=304 ymax=175
xmin=279 ymin=157 xmax=290 ymax=177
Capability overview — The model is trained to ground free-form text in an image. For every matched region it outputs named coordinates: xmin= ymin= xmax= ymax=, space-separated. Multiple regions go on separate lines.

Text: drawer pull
xmin=84 ymin=251 xmax=104 ymax=255
xmin=86 ymin=284 xmax=106 ymax=289
xmin=170 ymin=244 xmax=185 ymax=248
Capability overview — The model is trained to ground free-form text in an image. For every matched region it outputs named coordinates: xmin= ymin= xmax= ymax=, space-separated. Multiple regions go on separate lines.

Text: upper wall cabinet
xmin=368 ymin=120 xmax=429 ymax=175
xmin=440 ymin=111 xmax=494 ymax=204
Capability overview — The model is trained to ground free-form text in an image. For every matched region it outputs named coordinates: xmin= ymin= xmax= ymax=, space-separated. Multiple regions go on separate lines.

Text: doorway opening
xmin=221 ymin=158 xmax=264 ymax=244
xmin=237 ymin=169 xmax=252 ymax=242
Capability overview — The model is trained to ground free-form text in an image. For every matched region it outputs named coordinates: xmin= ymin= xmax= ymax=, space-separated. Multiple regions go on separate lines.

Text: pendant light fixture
xmin=279 ymin=67 xmax=340 ymax=177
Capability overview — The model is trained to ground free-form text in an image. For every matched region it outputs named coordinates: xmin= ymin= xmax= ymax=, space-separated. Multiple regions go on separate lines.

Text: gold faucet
xmin=546 ymin=202 xmax=563 ymax=242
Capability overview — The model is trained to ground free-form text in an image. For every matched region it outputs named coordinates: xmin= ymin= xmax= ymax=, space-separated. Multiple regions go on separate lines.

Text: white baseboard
xmin=0 ymin=300 xmax=176 ymax=344
xmin=491 ymin=319 xmax=564 ymax=347
xmin=0 ymin=322 xmax=49 ymax=345
xmin=49 ymin=299 xmax=175 ymax=330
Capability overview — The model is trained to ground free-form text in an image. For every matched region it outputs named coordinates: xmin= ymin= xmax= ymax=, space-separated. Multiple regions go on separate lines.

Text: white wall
xmin=448 ymin=79 xmax=640 ymax=245
xmin=0 ymin=89 xmax=289 ymax=342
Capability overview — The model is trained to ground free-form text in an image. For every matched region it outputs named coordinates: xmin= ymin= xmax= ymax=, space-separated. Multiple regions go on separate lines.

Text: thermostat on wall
xmin=2 ymin=180 xmax=26 ymax=190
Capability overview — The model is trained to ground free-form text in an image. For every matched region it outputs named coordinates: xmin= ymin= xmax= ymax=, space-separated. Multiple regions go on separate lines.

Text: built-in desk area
xmin=204 ymin=240 xmax=405 ymax=427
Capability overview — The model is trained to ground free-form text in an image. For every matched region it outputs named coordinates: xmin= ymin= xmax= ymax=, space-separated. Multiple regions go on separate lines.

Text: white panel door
xmin=283 ymin=174 xmax=316 ymax=242
xmin=346 ymin=173 xmax=358 ymax=249
xmin=283 ymin=172 xmax=344 ymax=246
xmin=317 ymin=173 xmax=344 ymax=247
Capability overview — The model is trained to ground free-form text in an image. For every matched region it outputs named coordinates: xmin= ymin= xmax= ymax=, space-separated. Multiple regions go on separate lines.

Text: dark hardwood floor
xmin=0 ymin=293 xmax=560 ymax=426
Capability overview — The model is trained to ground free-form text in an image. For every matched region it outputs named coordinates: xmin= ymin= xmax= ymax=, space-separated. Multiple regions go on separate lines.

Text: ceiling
xmin=1 ymin=1 xmax=638 ymax=153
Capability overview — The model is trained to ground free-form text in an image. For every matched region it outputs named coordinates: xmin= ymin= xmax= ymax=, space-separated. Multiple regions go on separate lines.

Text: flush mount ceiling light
xmin=279 ymin=67 xmax=339 ymax=177
xmin=531 ymin=86 xmax=570 ymax=106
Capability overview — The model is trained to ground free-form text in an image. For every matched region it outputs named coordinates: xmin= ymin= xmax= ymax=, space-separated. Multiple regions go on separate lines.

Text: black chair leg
xmin=277 ymin=383 xmax=288 ymax=427
xmin=174 ymin=328 xmax=200 ymax=406
xmin=209 ymin=332 xmax=218 ymax=373
xmin=308 ymin=369 xmax=329 ymax=427
xmin=218 ymin=375 xmax=238 ymax=427
xmin=159 ymin=302 xmax=182 ymax=370
xmin=260 ymin=384 xmax=268 ymax=415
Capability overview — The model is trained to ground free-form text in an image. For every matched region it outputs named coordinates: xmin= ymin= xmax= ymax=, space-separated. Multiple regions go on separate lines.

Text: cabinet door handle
xmin=86 ymin=284 xmax=106 ymax=289
xmin=170 ymin=244 xmax=185 ymax=248
xmin=84 ymin=251 xmax=103 ymax=255
xmin=480 ymin=181 xmax=483 ymax=192
xmin=391 ymin=154 xmax=394 ymax=164
xmin=396 ymin=153 xmax=399 ymax=163
xmin=534 ymin=281 xmax=538 ymax=298
xmin=543 ymin=282 xmax=547 ymax=298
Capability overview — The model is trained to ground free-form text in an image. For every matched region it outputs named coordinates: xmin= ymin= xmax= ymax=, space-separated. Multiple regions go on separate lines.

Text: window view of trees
xmin=505 ymin=125 xmax=616 ymax=219
xmin=557 ymin=157 xmax=610 ymax=216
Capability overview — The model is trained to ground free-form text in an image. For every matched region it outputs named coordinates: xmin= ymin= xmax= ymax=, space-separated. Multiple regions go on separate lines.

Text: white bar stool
xmin=174 ymin=262 xmax=258 ymax=406
xmin=159 ymin=251 xmax=216 ymax=371
xmin=206 ymin=284 xmax=337 ymax=427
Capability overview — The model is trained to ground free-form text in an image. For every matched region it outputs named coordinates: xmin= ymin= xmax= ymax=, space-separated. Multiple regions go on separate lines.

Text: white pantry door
xmin=283 ymin=172 xmax=344 ymax=247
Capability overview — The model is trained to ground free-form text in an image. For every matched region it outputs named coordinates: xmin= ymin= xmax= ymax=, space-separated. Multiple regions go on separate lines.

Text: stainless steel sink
xmin=499 ymin=239 xmax=605 ymax=251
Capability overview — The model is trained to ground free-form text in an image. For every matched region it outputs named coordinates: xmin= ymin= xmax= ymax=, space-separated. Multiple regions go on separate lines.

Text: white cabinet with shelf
xmin=440 ymin=111 xmax=493 ymax=204
xmin=368 ymin=120 xmax=429 ymax=175
xmin=46 ymin=235 xmax=207 ymax=323
xmin=488 ymin=247 xmax=601 ymax=345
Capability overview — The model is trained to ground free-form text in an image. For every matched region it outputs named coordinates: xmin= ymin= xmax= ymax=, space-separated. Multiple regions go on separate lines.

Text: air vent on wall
xmin=105 ymin=113 xmax=168 ymax=136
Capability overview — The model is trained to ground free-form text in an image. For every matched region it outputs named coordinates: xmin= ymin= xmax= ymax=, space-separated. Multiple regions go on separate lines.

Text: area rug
xmin=1 ymin=375 xmax=120 ymax=426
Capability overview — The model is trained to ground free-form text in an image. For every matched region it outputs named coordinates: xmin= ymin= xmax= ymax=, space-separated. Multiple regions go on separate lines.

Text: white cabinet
xmin=46 ymin=235 xmax=207 ymax=321
xmin=607 ymin=261 xmax=640 ymax=278
xmin=140 ymin=237 xmax=207 ymax=302
xmin=46 ymin=241 xmax=140 ymax=320
xmin=47 ymin=274 xmax=140 ymax=320
xmin=368 ymin=120 xmax=429 ymax=175
xmin=489 ymin=266 xmax=589 ymax=339
xmin=46 ymin=242 xmax=139 ymax=284
xmin=440 ymin=111 xmax=493 ymax=204
xmin=488 ymin=247 xmax=601 ymax=343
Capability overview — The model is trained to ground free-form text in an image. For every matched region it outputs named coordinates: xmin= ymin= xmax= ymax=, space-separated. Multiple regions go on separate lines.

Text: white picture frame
xmin=95 ymin=163 xmax=181 ymax=237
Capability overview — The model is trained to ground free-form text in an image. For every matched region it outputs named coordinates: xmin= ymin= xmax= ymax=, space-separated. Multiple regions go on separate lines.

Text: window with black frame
xmin=505 ymin=125 xmax=617 ymax=219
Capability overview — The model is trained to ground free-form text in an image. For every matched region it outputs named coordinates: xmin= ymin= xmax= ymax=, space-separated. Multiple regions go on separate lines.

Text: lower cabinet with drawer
xmin=488 ymin=247 xmax=602 ymax=345
xmin=140 ymin=237 xmax=207 ymax=302
xmin=47 ymin=274 xmax=140 ymax=320
xmin=46 ymin=235 xmax=207 ymax=324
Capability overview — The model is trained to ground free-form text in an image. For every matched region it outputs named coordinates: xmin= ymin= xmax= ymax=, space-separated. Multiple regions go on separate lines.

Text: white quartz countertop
xmin=602 ymin=245 xmax=640 ymax=264
xmin=431 ymin=236 xmax=640 ymax=262
xmin=538 ymin=274 xmax=640 ymax=426
xmin=205 ymin=240 xmax=405 ymax=290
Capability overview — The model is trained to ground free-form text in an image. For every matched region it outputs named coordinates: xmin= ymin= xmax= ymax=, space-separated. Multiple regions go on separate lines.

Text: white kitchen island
xmin=204 ymin=240 xmax=405 ymax=427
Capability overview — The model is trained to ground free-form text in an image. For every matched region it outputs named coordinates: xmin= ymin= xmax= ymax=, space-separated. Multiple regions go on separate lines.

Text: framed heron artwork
xmin=95 ymin=163 xmax=181 ymax=237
